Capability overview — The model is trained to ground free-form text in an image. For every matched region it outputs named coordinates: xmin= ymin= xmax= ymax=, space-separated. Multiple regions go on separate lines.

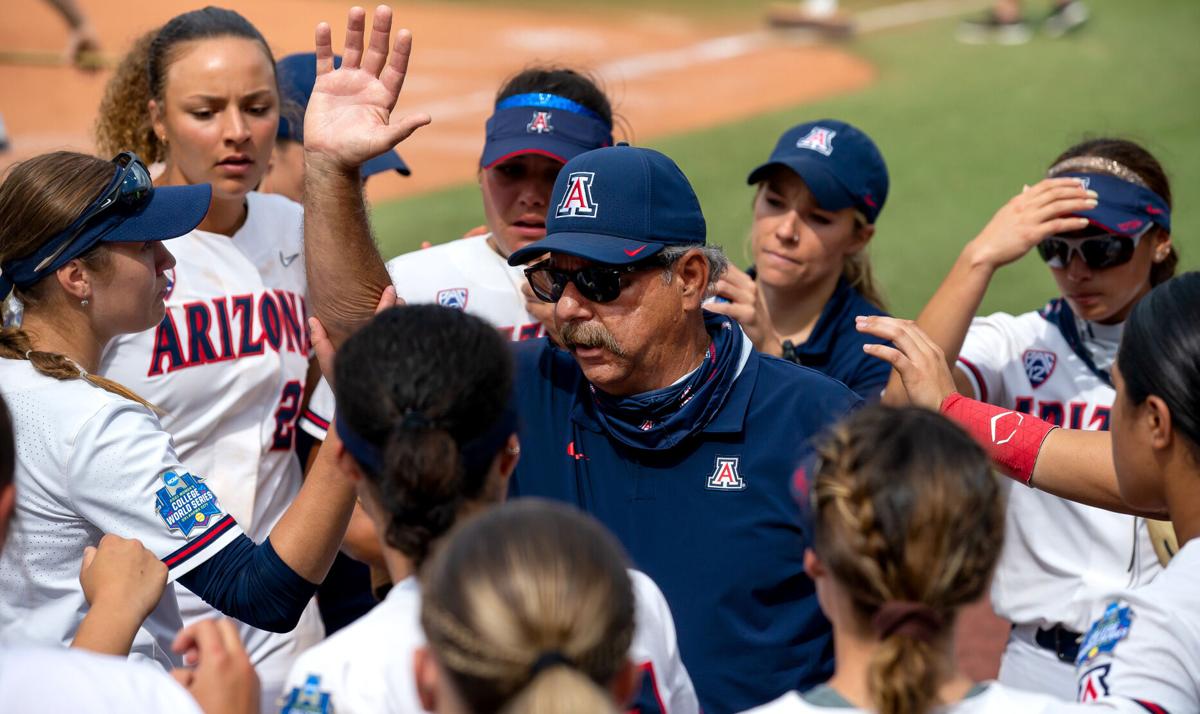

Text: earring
xmin=80 ymin=299 xmax=89 ymax=307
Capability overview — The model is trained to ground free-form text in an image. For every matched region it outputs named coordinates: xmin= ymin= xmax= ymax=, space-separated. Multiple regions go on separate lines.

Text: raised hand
xmin=707 ymin=264 xmax=783 ymax=356
xmin=856 ymin=316 xmax=958 ymax=411
xmin=171 ymin=618 xmax=259 ymax=714
xmin=304 ymin=5 xmax=431 ymax=173
xmin=966 ymin=178 xmax=1095 ymax=269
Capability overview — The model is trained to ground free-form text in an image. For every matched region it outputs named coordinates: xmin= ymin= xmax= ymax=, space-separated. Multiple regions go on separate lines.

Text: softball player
xmin=881 ymin=138 xmax=1175 ymax=698
xmin=860 ymin=274 xmax=1200 ymax=714
xmin=708 ymin=119 xmax=892 ymax=399
xmin=298 ymin=66 xmax=616 ymax=440
xmin=279 ymin=305 xmax=696 ymax=714
xmin=0 ymin=151 xmax=356 ymax=671
xmin=418 ymin=500 xmax=691 ymax=714
xmin=743 ymin=406 xmax=1061 ymax=714
xmin=93 ymin=8 xmax=322 ymax=703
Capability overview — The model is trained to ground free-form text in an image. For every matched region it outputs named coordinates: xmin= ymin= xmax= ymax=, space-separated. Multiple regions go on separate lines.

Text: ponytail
xmin=809 ymin=406 xmax=1002 ymax=714
xmin=0 ymin=327 xmax=158 ymax=411
xmin=502 ymin=665 xmax=619 ymax=714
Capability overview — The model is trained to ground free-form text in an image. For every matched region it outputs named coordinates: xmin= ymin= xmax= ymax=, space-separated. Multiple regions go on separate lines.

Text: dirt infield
xmin=0 ymin=0 xmax=873 ymax=202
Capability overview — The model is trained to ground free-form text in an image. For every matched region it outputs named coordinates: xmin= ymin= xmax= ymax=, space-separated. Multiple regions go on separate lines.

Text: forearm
xmin=269 ymin=426 xmax=357 ymax=582
xmin=303 ymin=157 xmax=391 ymax=346
xmin=71 ymin=605 xmax=142 ymax=656
xmin=1033 ymin=429 xmax=1168 ymax=519
xmin=44 ymin=0 xmax=88 ymax=28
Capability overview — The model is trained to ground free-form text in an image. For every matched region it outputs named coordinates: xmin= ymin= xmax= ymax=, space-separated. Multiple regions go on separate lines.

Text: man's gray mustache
xmin=560 ymin=321 xmax=625 ymax=357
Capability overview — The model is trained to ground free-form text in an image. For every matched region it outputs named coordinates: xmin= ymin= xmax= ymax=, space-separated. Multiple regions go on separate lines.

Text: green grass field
xmin=372 ymin=0 xmax=1200 ymax=318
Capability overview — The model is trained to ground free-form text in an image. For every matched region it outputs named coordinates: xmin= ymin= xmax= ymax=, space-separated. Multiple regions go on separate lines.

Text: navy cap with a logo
xmin=507 ymin=145 xmax=706 ymax=266
xmin=1057 ymin=172 xmax=1171 ymax=236
xmin=276 ymin=52 xmax=410 ymax=178
xmin=746 ymin=119 xmax=888 ymax=224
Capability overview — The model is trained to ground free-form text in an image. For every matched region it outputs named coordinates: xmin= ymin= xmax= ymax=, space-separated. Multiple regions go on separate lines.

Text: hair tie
xmin=401 ymin=409 xmax=432 ymax=431
xmin=529 ymin=650 xmax=574 ymax=679
xmin=871 ymin=601 xmax=944 ymax=643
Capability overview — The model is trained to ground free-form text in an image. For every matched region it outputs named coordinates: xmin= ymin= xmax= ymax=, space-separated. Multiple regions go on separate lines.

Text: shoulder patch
xmin=1077 ymin=601 xmax=1134 ymax=667
xmin=279 ymin=674 xmax=333 ymax=713
xmin=1022 ymin=349 xmax=1057 ymax=388
xmin=154 ymin=471 xmax=224 ymax=539
xmin=437 ymin=287 xmax=469 ymax=310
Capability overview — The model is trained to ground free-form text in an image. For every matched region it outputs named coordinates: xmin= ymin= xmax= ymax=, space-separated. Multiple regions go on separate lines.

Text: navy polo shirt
xmin=755 ymin=272 xmax=891 ymax=400
xmin=510 ymin=335 xmax=861 ymax=713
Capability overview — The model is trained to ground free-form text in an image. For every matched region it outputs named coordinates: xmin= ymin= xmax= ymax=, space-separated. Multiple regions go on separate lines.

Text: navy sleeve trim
xmin=957 ymin=356 xmax=989 ymax=403
xmin=162 ymin=514 xmax=237 ymax=570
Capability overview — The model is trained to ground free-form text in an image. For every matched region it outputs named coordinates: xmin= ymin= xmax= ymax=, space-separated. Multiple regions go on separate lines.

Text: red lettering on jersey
xmin=211 ymin=297 xmax=236 ymax=361
xmin=517 ymin=322 xmax=543 ymax=341
xmin=232 ymin=294 xmax=264 ymax=356
xmin=1015 ymin=397 xmax=1112 ymax=432
xmin=259 ymin=293 xmax=283 ymax=351
xmin=275 ymin=290 xmax=307 ymax=354
xmin=184 ymin=301 xmax=218 ymax=366
xmin=148 ymin=311 xmax=186 ymax=377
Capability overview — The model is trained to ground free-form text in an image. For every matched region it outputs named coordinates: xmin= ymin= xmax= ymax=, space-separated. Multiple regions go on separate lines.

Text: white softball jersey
xmin=299 ymin=233 xmax=543 ymax=440
xmin=99 ymin=192 xmax=323 ymax=697
xmin=278 ymin=570 xmax=700 ymax=714
xmin=1073 ymin=538 xmax=1200 ymax=713
xmin=0 ymin=360 xmax=243 ymax=666
xmin=739 ymin=682 xmax=1063 ymax=713
xmin=956 ymin=309 xmax=1160 ymax=634
xmin=0 ymin=646 xmax=203 ymax=713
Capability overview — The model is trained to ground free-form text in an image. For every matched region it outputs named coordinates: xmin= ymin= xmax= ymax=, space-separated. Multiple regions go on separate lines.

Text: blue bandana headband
xmin=494 ymin=93 xmax=609 ymax=124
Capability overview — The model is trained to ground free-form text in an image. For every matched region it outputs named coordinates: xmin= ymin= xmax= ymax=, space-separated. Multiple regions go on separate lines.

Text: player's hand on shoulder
xmin=172 ymin=618 xmax=260 ymax=714
xmin=708 ymin=264 xmax=783 ymax=357
xmin=78 ymin=533 xmax=168 ymax=622
xmin=856 ymin=316 xmax=956 ymax=410
xmin=304 ymin=5 xmax=431 ymax=174
xmin=965 ymin=178 xmax=1095 ymax=269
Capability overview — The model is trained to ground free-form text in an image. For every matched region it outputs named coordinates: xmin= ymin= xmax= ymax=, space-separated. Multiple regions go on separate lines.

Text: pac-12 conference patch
xmin=437 ymin=287 xmax=468 ymax=310
xmin=1076 ymin=601 xmax=1133 ymax=667
xmin=155 ymin=471 xmax=224 ymax=539
xmin=1022 ymin=349 xmax=1057 ymax=388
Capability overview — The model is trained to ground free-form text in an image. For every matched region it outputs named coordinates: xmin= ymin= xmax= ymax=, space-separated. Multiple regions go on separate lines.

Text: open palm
xmin=304 ymin=6 xmax=431 ymax=171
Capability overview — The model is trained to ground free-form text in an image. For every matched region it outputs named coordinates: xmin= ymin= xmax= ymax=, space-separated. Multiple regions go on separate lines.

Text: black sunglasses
xmin=1037 ymin=224 xmax=1152 ymax=271
xmin=35 ymin=152 xmax=154 ymax=272
xmin=524 ymin=258 xmax=666 ymax=304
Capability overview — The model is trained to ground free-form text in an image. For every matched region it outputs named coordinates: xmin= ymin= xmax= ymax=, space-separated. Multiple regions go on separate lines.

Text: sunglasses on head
xmin=1036 ymin=223 xmax=1152 ymax=271
xmin=35 ymin=152 xmax=155 ymax=272
xmin=524 ymin=257 xmax=666 ymax=304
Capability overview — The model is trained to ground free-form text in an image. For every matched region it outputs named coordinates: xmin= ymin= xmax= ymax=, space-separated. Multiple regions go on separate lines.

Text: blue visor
xmin=362 ymin=150 xmax=411 ymax=178
xmin=1059 ymin=172 xmax=1171 ymax=236
xmin=480 ymin=93 xmax=613 ymax=168
xmin=0 ymin=182 xmax=210 ymax=299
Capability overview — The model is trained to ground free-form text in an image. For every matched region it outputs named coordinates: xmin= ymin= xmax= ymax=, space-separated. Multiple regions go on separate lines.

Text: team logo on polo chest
xmin=556 ymin=172 xmax=599 ymax=218
xmin=707 ymin=456 xmax=746 ymax=491
xmin=279 ymin=674 xmax=333 ymax=713
xmin=1022 ymin=349 xmax=1057 ymax=388
xmin=527 ymin=111 xmax=553 ymax=134
xmin=155 ymin=470 xmax=223 ymax=538
xmin=437 ymin=287 xmax=469 ymax=310
xmin=796 ymin=127 xmax=836 ymax=156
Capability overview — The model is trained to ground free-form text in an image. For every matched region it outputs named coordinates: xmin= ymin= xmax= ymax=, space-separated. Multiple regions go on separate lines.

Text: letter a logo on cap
xmin=527 ymin=111 xmax=553 ymax=134
xmin=556 ymin=171 xmax=599 ymax=219
xmin=796 ymin=126 xmax=836 ymax=156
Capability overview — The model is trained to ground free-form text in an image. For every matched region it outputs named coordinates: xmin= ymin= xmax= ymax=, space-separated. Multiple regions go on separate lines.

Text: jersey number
xmin=272 ymin=380 xmax=304 ymax=451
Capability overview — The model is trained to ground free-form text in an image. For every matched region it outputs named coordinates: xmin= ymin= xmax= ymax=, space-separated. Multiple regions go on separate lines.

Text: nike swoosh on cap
xmin=624 ymin=245 xmax=647 ymax=257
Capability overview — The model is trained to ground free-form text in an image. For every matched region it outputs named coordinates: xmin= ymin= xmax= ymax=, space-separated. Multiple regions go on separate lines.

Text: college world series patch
xmin=279 ymin=674 xmax=333 ymax=713
xmin=1076 ymin=601 xmax=1133 ymax=667
xmin=155 ymin=470 xmax=224 ymax=538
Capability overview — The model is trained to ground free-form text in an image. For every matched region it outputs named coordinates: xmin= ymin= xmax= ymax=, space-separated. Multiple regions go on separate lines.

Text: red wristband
xmin=939 ymin=393 xmax=1057 ymax=485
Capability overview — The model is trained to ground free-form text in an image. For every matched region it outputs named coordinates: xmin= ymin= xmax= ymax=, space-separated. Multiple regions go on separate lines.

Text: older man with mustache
xmin=298 ymin=10 xmax=861 ymax=713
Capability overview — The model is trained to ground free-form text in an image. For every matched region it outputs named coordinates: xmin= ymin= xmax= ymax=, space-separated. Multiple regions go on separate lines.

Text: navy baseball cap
xmin=746 ymin=119 xmax=888 ymax=224
xmin=276 ymin=52 xmax=410 ymax=178
xmin=0 ymin=158 xmax=210 ymax=299
xmin=507 ymin=145 xmax=706 ymax=266
xmin=1056 ymin=172 xmax=1171 ymax=236
xmin=481 ymin=93 xmax=613 ymax=168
